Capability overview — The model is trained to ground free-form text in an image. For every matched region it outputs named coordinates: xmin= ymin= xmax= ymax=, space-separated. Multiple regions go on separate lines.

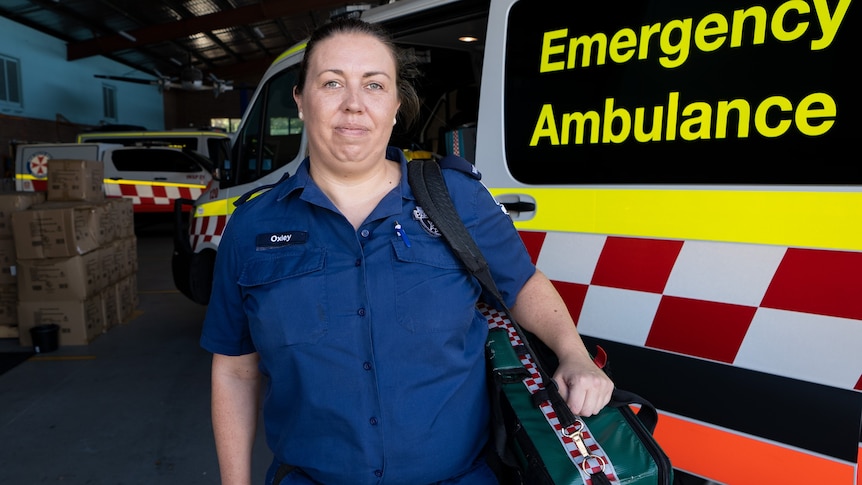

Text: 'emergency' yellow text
xmin=539 ymin=0 xmax=851 ymax=71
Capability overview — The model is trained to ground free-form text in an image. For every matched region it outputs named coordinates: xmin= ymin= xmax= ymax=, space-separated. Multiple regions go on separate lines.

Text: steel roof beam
xmin=67 ymin=0 xmax=347 ymax=61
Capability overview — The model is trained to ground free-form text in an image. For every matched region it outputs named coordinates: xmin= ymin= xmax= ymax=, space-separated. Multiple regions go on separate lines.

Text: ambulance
xmin=173 ymin=0 xmax=862 ymax=483
xmin=15 ymin=142 xmax=215 ymax=212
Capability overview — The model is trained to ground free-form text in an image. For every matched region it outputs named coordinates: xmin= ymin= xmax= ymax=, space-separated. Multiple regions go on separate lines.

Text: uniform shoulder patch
xmin=437 ymin=154 xmax=481 ymax=180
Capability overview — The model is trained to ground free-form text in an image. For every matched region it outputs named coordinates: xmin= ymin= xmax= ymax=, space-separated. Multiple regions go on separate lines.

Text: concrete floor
xmin=0 ymin=222 xmax=270 ymax=484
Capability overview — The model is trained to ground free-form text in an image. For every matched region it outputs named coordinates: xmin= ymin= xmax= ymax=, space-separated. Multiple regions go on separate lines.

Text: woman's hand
xmin=510 ymin=269 xmax=615 ymax=416
xmin=552 ymin=355 xmax=614 ymax=416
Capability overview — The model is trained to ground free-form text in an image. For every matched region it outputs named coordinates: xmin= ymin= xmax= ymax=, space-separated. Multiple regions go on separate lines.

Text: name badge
xmin=256 ymin=231 xmax=308 ymax=248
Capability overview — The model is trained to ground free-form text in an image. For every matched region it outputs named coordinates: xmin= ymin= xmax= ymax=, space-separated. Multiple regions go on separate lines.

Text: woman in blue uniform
xmin=201 ymin=18 xmax=613 ymax=485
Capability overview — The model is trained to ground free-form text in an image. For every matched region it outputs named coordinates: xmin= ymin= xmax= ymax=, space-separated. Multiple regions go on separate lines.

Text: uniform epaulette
xmin=233 ymin=171 xmax=291 ymax=207
xmin=437 ymin=154 xmax=481 ymax=180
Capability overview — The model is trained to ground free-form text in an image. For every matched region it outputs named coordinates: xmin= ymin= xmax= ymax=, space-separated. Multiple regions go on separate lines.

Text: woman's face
xmin=294 ymin=32 xmax=401 ymax=173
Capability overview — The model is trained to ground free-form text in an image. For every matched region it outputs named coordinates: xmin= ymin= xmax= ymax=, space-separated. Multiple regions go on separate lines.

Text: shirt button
xmin=363 ymin=362 xmax=372 ymax=371
xmin=374 ymin=470 xmax=383 ymax=478
xmin=357 ymin=308 xmax=366 ymax=317
xmin=354 ymin=259 xmax=361 ymax=267
xmin=369 ymin=417 xmax=378 ymax=425
xmin=360 ymin=229 xmax=370 ymax=238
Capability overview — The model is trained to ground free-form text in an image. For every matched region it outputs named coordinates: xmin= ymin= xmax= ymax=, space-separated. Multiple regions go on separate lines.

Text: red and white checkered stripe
xmin=104 ymin=182 xmax=204 ymax=211
xmin=190 ymin=214 xmax=228 ymax=252
xmin=451 ymin=130 xmax=462 ymax=157
xmin=482 ymin=303 xmax=621 ymax=485
xmin=520 ymin=231 xmax=862 ymax=392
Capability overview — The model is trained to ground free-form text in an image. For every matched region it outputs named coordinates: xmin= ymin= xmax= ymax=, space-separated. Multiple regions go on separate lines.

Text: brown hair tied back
xmin=294 ymin=17 xmax=421 ymax=129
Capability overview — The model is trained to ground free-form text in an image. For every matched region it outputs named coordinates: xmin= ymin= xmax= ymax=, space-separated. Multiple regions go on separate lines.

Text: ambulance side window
xmin=111 ymin=148 xmax=202 ymax=172
xmin=207 ymin=138 xmax=230 ymax=178
xmin=230 ymin=67 xmax=302 ymax=188
xmin=501 ymin=0 xmax=857 ymax=184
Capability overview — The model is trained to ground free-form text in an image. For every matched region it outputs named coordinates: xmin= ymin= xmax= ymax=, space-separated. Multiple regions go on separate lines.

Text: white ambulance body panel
xmin=175 ymin=1 xmax=862 ymax=483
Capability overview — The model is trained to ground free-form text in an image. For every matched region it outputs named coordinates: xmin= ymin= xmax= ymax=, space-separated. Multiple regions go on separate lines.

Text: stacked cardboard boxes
xmin=0 ymin=191 xmax=47 ymax=339
xmin=11 ymin=159 xmax=138 ymax=348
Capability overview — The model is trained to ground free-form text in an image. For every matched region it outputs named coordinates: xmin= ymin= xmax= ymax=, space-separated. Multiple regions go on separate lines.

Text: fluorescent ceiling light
xmin=118 ymin=30 xmax=136 ymax=42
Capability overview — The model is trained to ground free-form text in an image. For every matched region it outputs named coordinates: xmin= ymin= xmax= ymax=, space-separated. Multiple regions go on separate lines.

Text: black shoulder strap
xmin=407 ymin=158 xmax=495 ymax=292
xmin=407 ymin=158 xmax=579 ymax=428
xmin=407 ymin=158 xmax=661 ymax=433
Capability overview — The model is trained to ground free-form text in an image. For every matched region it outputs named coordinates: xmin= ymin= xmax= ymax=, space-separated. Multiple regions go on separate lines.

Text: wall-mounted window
xmin=0 ymin=54 xmax=22 ymax=108
xmin=211 ymin=117 xmax=241 ymax=133
xmin=102 ymin=84 xmax=117 ymax=120
xmin=269 ymin=116 xmax=303 ymax=136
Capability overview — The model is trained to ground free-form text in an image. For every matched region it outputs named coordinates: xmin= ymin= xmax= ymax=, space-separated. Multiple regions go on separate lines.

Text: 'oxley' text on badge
xmin=256 ymin=231 xmax=309 ymax=248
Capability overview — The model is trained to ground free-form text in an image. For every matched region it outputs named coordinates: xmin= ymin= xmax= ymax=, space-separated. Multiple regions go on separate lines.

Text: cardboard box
xmin=0 ymin=238 xmax=17 ymax=285
xmin=116 ymin=236 xmax=138 ymax=277
xmin=107 ymin=197 xmax=135 ymax=240
xmin=106 ymin=237 xmax=134 ymax=280
xmin=0 ymin=323 xmax=18 ymax=339
xmin=18 ymin=296 xmax=104 ymax=347
xmin=91 ymin=201 xmax=113 ymax=245
xmin=117 ymin=275 xmax=139 ymax=322
xmin=98 ymin=243 xmax=118 ymax=285
xmin=101 ymin=283 xmax=120 ymax=332
xmin=0 ymin=191 xmax=46 ymax=238
xmin=81 ymin=198 xmax=133 ymax=246
xmin=0 ymin=284 xmax=18 ymax=325
xmin=47 ymin=159 xmax=105 ymax=203
xmin=11 ymin=201 xmax=101 ymax=259
xmin=17 ymin=251 xmax=104 ymax=301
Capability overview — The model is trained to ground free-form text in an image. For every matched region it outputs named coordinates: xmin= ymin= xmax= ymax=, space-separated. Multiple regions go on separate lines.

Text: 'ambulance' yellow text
xmin=529 ymin=91 xmax=836 ymax=146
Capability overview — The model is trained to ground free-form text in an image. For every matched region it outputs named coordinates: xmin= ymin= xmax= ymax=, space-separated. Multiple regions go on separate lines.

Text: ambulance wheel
xmin=189 ymin=249 xmax=217 ymax=305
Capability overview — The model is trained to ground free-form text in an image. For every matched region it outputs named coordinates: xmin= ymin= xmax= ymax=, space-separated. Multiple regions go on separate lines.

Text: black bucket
xmin=30 ymin=324 xmax=60 ymax=353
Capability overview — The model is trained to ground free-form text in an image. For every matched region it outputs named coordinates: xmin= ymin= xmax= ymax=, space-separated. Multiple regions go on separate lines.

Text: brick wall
xmin=1 ymin=114 xmax=89 ymax=178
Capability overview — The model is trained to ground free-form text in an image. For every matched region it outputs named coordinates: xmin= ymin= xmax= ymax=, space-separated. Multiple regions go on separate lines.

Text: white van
xmin=15 ymin=142 xmax=214 ymax=212
xmin=174 ymin=0 xmax=862 ymax=483
xmin=76 ymin=128 xmax=230 ymax=162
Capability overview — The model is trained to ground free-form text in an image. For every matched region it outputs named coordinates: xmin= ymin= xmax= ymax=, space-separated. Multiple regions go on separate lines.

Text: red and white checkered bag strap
xmin=481 ymin=302 xmax=622 ymax=485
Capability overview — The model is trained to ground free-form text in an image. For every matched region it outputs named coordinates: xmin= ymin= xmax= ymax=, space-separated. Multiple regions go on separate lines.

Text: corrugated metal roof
xmin=0 ymin=0 xmax=369 ymax=90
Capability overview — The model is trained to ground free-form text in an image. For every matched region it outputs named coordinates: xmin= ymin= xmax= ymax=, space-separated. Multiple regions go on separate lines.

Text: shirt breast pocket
xmin=238 ymin=248 xmax=328 ymax=347
xmin=392 ymin=237 xmax=479 ymax=334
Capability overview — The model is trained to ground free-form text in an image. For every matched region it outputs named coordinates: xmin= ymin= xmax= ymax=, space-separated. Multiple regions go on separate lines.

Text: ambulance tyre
xmin=189 ymin=249 xmax=217 ymax=305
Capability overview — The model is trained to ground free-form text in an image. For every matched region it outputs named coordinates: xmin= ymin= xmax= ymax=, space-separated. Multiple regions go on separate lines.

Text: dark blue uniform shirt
xmin=201 ymin=148 xmax=535 ymax=484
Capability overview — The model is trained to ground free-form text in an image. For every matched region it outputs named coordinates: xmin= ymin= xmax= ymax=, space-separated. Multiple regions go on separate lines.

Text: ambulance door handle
xmin=154 ymin=177 xmax=167 ymax=181
xmin=501 ymin=201 xmax=535 ymax=212
xmin=109 ymin=177 xmax=123 ymax=180
xmin=497 ymin=194 xmax=536 ymax=221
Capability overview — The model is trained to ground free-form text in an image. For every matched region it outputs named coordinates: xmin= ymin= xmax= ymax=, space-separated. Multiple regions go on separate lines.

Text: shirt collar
xmin=274 ymin=147 xmax=412 ymax=206
xmin=390 ymin=147 xmax=415 ymax=203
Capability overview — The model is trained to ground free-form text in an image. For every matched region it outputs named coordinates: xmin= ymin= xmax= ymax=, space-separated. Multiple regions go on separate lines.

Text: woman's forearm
xmin=211 ymin=353 xmax=262 ymax=485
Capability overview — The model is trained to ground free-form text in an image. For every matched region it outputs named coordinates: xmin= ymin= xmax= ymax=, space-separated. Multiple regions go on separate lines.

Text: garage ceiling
xmin=0 ymin=0 xmax=380 ymax=88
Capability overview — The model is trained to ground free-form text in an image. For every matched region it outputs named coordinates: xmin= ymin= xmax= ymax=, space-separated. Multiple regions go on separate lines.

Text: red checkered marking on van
xmin=521 ymin=231 xmax=862 ymax=392
xmin=105 ymin=182 xmax=203 ymax=212
xmin=190 ymin=215 xmax=227 ymax=252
